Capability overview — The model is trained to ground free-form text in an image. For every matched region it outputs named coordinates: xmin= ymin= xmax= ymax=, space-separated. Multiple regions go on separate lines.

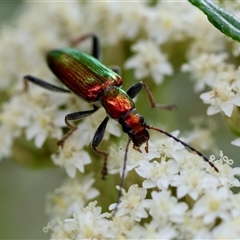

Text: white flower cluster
xmin=47 ymin=138 xmax=240 ymax=239
xmin=0 ymin=1 xmax=240 ymax=239
xmin=179 ymin=2 xmax=240 ymax=147
xmin=45 ymin=174 xmax=99 ymax=223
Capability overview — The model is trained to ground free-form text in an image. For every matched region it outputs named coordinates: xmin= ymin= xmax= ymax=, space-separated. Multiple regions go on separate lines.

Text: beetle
xmin=24 ymin=33 xmax=218 ymax=214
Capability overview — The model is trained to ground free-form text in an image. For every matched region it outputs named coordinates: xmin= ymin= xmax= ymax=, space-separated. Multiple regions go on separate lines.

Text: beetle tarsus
xmin=57 ymin=125 xmax=77 ymax=148
xmin=101 ymin=156 xmax=108 ymax=180
xmin=92 ymin=146 xmax=108 ymax=179
xmin=154 ymin=103 xmax=177 ymax=110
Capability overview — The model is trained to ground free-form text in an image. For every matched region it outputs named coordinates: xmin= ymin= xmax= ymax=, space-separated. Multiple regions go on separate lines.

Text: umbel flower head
xmin=1 ymin=1 xmax=240 ymax=239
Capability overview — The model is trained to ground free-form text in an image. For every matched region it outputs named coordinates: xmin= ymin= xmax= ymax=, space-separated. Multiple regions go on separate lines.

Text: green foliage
xmin=189 ymin=0 xmax=240 ymax=42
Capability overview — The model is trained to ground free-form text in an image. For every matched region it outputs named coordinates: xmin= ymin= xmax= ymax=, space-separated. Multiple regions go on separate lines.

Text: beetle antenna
xmin=112 ymin=138 xmax=131 ymax=217
xmin=146 ymin=125 xmax=219 ymax=172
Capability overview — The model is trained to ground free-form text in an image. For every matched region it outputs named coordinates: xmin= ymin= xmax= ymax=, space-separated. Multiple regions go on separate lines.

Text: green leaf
xmin=189 ymin=0 xmax=240 ymax=42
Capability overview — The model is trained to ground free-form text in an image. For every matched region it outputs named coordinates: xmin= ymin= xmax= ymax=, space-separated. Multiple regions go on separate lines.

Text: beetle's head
xmin=119 ymin=109 xmax=150 ymax=153
xmin=131 ymin=128 xmax=150 ymax=153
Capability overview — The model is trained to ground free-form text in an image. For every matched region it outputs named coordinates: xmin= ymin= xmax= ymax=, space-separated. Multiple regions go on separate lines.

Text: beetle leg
xmin=58 ymin=105 xmax=99 ymax=147
xmin=127 ymin=81 xmax=176 ymax=110
xmin=24 ymin=75 xmax=70 ymax=93
xmin=70 ymin=34 xmax=121 ymax=74
xmin=92 ymin=116 xmax=109 ymax=179
xmin=126 ymin=81 xmax=143 ymax=99
xmin=70 ymin=33 xmax=100 ymax=60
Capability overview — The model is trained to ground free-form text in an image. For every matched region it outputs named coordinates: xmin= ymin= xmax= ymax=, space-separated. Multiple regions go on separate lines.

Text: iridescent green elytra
xmin=47 ymin=48 xmax=123 ymax=102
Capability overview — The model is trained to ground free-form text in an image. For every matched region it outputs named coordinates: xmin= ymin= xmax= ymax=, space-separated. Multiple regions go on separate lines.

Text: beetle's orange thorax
xmin=100 ymin=87 xmax=135 ymax=119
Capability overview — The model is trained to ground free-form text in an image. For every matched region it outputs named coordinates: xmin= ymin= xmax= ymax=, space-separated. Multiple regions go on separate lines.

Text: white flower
xmin=64 ymin=93 xmax=92 ymax=116
xmin=51 ymin=130 xmax=91 ymax=178
xmin=212 ymin=217 xmax=240 ymax=239
xmin=115 ymin=2 xmax=146 ymax=40
xmin=136 ymin=158 xmax=179 ymax=190
xmin=48 ymin=221 xmax=74 ymax=240
xmin=86 ymin=2 xmax=146 ymax=45
xmin=144 ymin=2 xmax=199 ymax=44
xmin=185 ymin=11 xmax=227 ymax=59
xmin=0 ymin=2 xmax=86 ymax=91
xmin=209 ymin=151 xmax=240 ymax=188
xmin=172 ymin=150 xmax=209 ymax=172
xmin=107 ymin=140 xmax=159 ymax=176
xmin=200 ymin=81 xmax=240 ymax=117
xmin=111 ymin=216 xmax=146 ymax=239
xmin=187 ymin=29 xmax=226 ymax=60
xmin=144 ymin=190 xmax=188 ymax=227
xmin=62 ymin=201 xmax=112 ymax=239
xmin=172 ymin=169 xmax=218 ymax=200
xmin=25 ymin=105 xmax=63 ymax=148
xmin=1 ymin=85 xmax=68 ymax=149
xmin=125 ymin=39 xmax=173 ymax=85
xmin=176 ymin=212 xmax=211 ymax=239
xmin=46 ymin=175 xmax=99 ymax=221
xmin=183 ymin=117 xmax=217 ymax=153
xmin=231 ymin=137 xmax=240 ymax=147
xmin=143 ymin=224 xmax=177 ymax=240
xmin=181 ymin=53 xmax=229 ymax=92
xmin=192 ymin=187 xmax=232 ymax=224
xmin=109 ymin=184 xmax=147 ymax=222
xmin=150 ymin=130 xmax=185 ymax=159
xmin=82 ymin=2 xmax=122 ymax=46
xmin=0 ymin=95 xmax=30 ymax=136
xmin=230 ymin=193 xmax=240 ymax=218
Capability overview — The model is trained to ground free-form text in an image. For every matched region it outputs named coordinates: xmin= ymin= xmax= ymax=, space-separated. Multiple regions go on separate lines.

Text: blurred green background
xmin=0 ymin=1 xmax=239 ymax=239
